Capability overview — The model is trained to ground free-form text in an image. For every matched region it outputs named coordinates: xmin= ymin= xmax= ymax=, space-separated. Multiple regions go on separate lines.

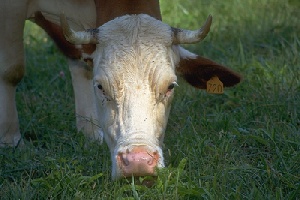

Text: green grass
xmin=1 ymin=0 xmax=300 ymax=199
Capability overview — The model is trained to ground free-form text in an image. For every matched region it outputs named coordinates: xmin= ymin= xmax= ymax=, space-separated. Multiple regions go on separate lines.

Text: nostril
xmin=147 ymin=158 xmax=153 ymax=165
xmin=147 ymin=151 xmax=158 ymax=166
xmin=118 ymin=152 xmax=130 ymax=166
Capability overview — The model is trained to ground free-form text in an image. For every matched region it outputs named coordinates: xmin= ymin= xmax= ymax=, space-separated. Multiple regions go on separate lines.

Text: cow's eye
xmin=97 ymin=84 xmax=103 ymax=90
xmin=97 ymin=84 xmax=107 ymax=96
xmin=168 ymin=82 xmax=178 ymax=90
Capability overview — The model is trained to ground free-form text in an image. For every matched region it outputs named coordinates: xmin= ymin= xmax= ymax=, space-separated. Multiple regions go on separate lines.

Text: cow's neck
xmin=94 ymin=0 xmax=162 ymax=26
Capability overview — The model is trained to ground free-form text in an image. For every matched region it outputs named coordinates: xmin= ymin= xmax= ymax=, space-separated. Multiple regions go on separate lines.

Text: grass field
xmin=1 ymin=0 xmax=300 ymax=199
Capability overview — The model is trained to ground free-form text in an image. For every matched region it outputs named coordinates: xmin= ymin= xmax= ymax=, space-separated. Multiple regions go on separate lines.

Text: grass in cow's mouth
xmin=122 ymin=176 xmax=157 ymax=188
xmin=1 ymin=0 xmax=300 ymax=199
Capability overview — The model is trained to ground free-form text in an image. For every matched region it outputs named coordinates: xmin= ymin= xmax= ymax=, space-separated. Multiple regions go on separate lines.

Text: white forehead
xmin=97 ymin=14 xmax=172 ymax=46
xmin=93 ymin=14 xmax=178 ymax=88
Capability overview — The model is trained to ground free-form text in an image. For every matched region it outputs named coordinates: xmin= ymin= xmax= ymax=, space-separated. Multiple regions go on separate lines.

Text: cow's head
xmin=61 ymin=14 xmax=241 ymax=178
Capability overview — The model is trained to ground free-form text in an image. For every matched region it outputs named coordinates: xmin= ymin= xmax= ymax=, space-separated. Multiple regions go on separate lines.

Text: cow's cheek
xmin=96 ymin=102 xmax=118 ymax=147
xmin=101 ymin=114 xmax=122 ymax=179
xmin=111 ymin=150 xmax=120 ymax=179
xmin=155 ymin=100 xmax=172 ymax=145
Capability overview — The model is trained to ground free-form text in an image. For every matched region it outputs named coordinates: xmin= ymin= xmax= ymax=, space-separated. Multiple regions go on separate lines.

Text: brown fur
xmin=32 ymin=11 xmax=96 ymax=60
xmin=177 ymin=56 xmax=241 ymax=89
xmin=94 ymin=0 xmax=161 ymax=26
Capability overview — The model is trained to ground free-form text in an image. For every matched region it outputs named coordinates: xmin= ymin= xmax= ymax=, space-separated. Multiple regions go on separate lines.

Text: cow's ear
xmin=176 ymin=54 xmax=241 ymax=89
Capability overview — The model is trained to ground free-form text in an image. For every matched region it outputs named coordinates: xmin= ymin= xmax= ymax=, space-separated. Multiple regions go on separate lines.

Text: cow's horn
xmin=60 ymin=14 xmax=99 ymax=44
xmin=172 ymin=15 xmax=212 ymax=44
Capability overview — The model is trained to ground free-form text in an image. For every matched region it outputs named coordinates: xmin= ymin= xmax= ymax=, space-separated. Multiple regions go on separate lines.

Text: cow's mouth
xmin=124 ymin=176 xmax=157 ymax=188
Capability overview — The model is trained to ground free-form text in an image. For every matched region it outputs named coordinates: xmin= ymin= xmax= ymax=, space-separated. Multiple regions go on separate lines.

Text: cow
xmin=0 ymin=0 xmax=241 ymax=179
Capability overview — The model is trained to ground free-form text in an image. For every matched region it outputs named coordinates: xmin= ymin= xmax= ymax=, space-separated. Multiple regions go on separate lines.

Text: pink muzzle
xmin=117 ymin=146 xmax=159 ymax=177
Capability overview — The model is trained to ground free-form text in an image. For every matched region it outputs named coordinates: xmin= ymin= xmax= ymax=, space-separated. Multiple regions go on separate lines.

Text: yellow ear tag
xmin=206 ymin=77 xmax=224 ymax=94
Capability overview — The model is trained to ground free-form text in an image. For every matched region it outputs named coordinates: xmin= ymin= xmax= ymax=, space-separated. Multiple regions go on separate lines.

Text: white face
xmin=92 ymin=15 xmax=180 ymax=178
